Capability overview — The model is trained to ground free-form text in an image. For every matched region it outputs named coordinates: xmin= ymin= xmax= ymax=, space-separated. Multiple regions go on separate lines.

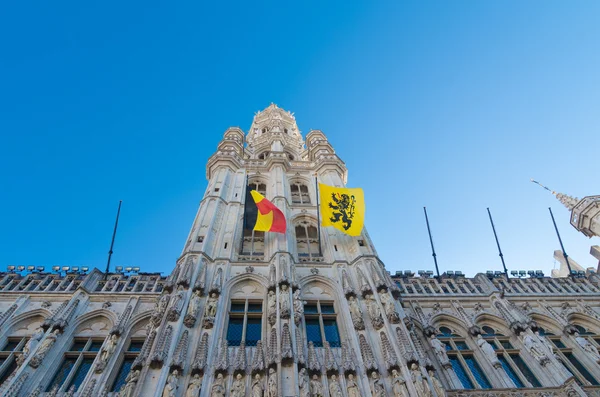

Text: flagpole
xmin=487 ymin=208 xmax=509 ymax=279
xmin=423 ymin=207 xmax=440 ymax=280
xmin=315 ymin=175 xmax=322 ymax=257
xmin=239 ymin=174 xmax=249 ymax=255
xmin=549 ymin=207 xmax=575 ymax=281
xmin=105 ymin=200 xmax=122 ymax=280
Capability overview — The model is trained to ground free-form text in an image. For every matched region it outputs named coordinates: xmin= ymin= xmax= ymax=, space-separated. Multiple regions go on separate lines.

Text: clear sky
xmin=1 ymin=1 xmax=599 ymax=277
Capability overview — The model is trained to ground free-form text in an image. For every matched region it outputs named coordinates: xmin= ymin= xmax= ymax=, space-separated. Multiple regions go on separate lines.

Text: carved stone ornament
xmin=323 ymin=341 xmax=339 ymax=374
xmin=365 ymin=294 xmax=385 ymax=330
xmin=42 ymin=301 xmax=67 ymax=330
xmin=293 ymin=289 xmax=305 ymax=325
xmin=380 ymin=331 xmax=399 ymax=370
xmin=41 ymin=301 xmax=52 ymax=309
xmin=110 ymin=305 xmax=133 ymax=336
xmin=346 ymin=374 xmax=360 ymax=397
xmin=170 ymin=330 xmax=189 ymax=370
xmin=177 ymin=256 xmax=195 ymax=288
xmin=341 ymin=269 xmax=356 ymax=297
xmin=357 ymin=267 xmax=372 ymax=296
xmin=29 ymin=329 xmax=60 ymax=368
xmin=279 ymin=256 xmax=289 ymax=285
xmin=251 ymin=340 xmax=266 ymax=374
xmin=281 ymin=323 xmax=294 ymax=362
xmin=17 ymin=326 xmax=44 ymax=366
xmin=268 ymin=263 xmax=277 ymax=290
xmin=307 ymin=341 xmax=322 ymax=373
xmin=234 ymin=341 xmax=248 ymax=373
xmin=370 ymin=261 xmax=387 ymax=290
xmin=379 ymin=289 xmax=400 ymax=323
xmin=408 ymin=327 xmax=432 ymax=367
xmin=252 ymin=373 xmax=265 ymax=397
xmin=574 ymin=332 xmax=600 ymax=363
xmin=410 ymin=364 xmax=431 ymax=397
xmin=150 ymin=324 xmax=173 ymax=368
xmin=184 ymin=290 xmax=202 ymax=328
xmin=152 ymin=294 xmax=170 ymax=326
xmin=310 ymin=267 xmax=319 ymax=275
xmin=210 ymin=267 xmax=223 ymax=294
xmin=80 ymin=379 xmax=97 ymax=397
xmin=186 ymin=374 xmax=202 ymax=397
xmin=396 ymin=326 xmax=419 ymax=364
xmin=341 ymin=342 xmax=356 ymax=374
xmin=4 ymin=371 xmax=28 ymax=397
xmin=267 ymin=327 xmax=278 ymax=366
xmin=428 ymin=370 xmax=447 ymax=397
xmin=359 ymin=334 xmax=378 ymax=372
xmin=295 ymin=327 xmax=306 ymax=365
xmin=215 ymin=338 xmax=230 ymax=372
xmin=329 ymin=374 xmax=343 ymax=397
xmin=51 ymin=298 xmax=80 ymax=331
xmin=193 ymin=262 xmax=207 ymax=294
xmin=191 ymin=332 xmax=209 ymax=374
xmin=246 ymin=265 xmax=255 ymax=273
xmin=132 ymin=327 xmax=156 ymax=369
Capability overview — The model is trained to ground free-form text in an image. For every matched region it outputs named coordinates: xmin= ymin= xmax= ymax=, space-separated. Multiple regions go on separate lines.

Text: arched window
xmin=242 ymin=179 xmax=267 ymax=257
xmin=479 ymin=325 xmax=540 ymax=388
xmin=0 ymin=337 xmax=27 ymax=386
xmin=290 ymin=181 xmax=310 ymax=204
xmin=226 ymin=300 xmax=263 ymax=347
xmin=110 ymin=320 xmax=148 ymax=393
xmin=295 ymin=220 xmax=319 ymax=261
xmin=436 ymin=326 xmax=491 ymax=390
xmin=46 ymin=337 xmax=103 ymax=393
xmin=248 ymin=180 xmax=266 ymax=196
xmin=547 ymin=324 xmax=600 ymax=386
xmin=258 ymin=152 xmax=269 ymax=160
xmin=304 ymin=301 xmax=340 ymax=347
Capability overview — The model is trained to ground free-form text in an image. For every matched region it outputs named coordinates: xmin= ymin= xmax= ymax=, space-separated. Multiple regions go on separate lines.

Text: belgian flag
xmin=244 ymin=188 xmax=286 ymax=234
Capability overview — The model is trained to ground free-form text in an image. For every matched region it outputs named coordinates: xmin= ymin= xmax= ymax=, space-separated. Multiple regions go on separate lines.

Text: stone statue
xmin=391 ymin=369 xmax=409 ymax=397
xmin=231 ymin=373 xmax=245 ymax=397
xmin=211 ymin=373 xmax=225 ymax=397
xmin=267 ymin=290 xmax=277 ymax=324
xmin=101 ymin=334 xmax=118 ymax=363
xmin=158 ymin=294 xmax=170 ymax=312
xmin=370 ymin=371 xmax=385 ymax=397
xmin=329 ymin=375 xmax=343 ymax=397
xmin=293 ymin=289 xmax=304 ymax=316
xmin=280 ymin=284 xmax=291 ymax=318
xmin=348 ymin=296 xmax=365 ymax=330
xmin=185 ymin=374 xmax=202 ymax=397
xmin=346 ymin=374 xmax=360 ymax=397
xmin=171 ymin=287 xmax=184 ymax=310
xmin=428 ymin=370 xmax=447 ymax=397
xmin=205 ymin=293 xmax=218 ymax=318
xmin=534 ymin=331 xmax=556 ymax=356
xmin=411 ymin=364 xmax=428 ymax=397
xmin=19 ymin=327 xmax=44 ymax=365
xmin=268 ymin=368 xmax=278 ymax=397
xmin=188 ymin=290 xmax=201 ymax=316
xmin=162 ymin=370 xmax=178 ymax=397
xmin=365 ymin=294 xmax=384 ymax=329
xmin=429 ymin=335 xmax=450 ymax=367
xmin=252 ymin=374 xmax=264 ymax=397
xmin=119 ymin=369 xmax=140 ymax=397
xmin=575 ymin=332 xmax=600 ymax=362
xmin=379 ymin=289 xmax=399 ymax=322
xmin=476 ymin=335 xmax=500 ymax=367
xmin=310 ymin=374 xmax=323 ymax=397
xmin=29 ymin=329 xmax=59 ymax=368
xmin=299 ymin=368 xmax=310 ymax=397
xmin=523 ymin=333 xmax=549 ymax=364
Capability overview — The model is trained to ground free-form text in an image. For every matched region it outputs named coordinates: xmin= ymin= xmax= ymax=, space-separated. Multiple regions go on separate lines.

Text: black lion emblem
xmin=328 ymin=193 xmax=356 ymax=230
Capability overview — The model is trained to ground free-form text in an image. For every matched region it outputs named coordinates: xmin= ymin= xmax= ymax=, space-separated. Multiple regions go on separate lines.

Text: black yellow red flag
xmin=248 ymin=190 xmax=286 ymax=233
xmin=319 ymin=183 xmax=365 ymax=236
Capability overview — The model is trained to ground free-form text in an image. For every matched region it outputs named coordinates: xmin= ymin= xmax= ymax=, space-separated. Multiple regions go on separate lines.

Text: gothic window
xmin=226 ymin=300 xmax=263 ymax=347
xmin=540 ymin=325 xmax=600 ymax=386
xmin=290 ymin=182 xmax=310 ymax=204
xmin=304 ymin=301 xmax=340 ymax=348
xmin=248 ymin=180 xmax=267 ymax=196
xmin=295 ymin=220 xmax=320 ymax=261
xmin=110 ymin=339 xmax=145 ymax=392
xmin=480 ymin=325 xmax=541 ymax=388
xmin=0 ymin=337 xmax=27 ymax=386
xmin=436 ymin=326 xmax=491 ymax=390
xmin=46 ymin=338 xmax=103 ymax=393
xmin=242 ymin=180 xmax=267 ymax=256
xmin=258 ymin=151 xmax=269 ymax=160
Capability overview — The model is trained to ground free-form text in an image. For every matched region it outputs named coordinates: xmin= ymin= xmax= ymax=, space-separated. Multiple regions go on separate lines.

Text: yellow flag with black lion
xmin=319 ymin=183 xmax=365 ymax=236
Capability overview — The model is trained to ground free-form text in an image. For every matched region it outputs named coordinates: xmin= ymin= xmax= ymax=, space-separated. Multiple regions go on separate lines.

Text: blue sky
xmin=1 ymin=1 xmax=599 ymax=277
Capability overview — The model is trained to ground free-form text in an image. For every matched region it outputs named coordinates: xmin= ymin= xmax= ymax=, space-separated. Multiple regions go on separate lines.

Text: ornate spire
xmin=307 ymin=341 xmax=321 ymax=373
xmin=531 ymin=179 xmax=579 ymax=211
xmin=251 ymin=340 xmax=266 ymax=373
xmin=192 ymin=332 xmax=209 ymax=373
xmin=234 ymin=341 xmax=248 ymax=373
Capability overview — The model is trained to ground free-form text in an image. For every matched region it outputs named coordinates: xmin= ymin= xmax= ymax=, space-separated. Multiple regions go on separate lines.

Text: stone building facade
xmin=1 ymin=104 xmax=599 ymax=396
